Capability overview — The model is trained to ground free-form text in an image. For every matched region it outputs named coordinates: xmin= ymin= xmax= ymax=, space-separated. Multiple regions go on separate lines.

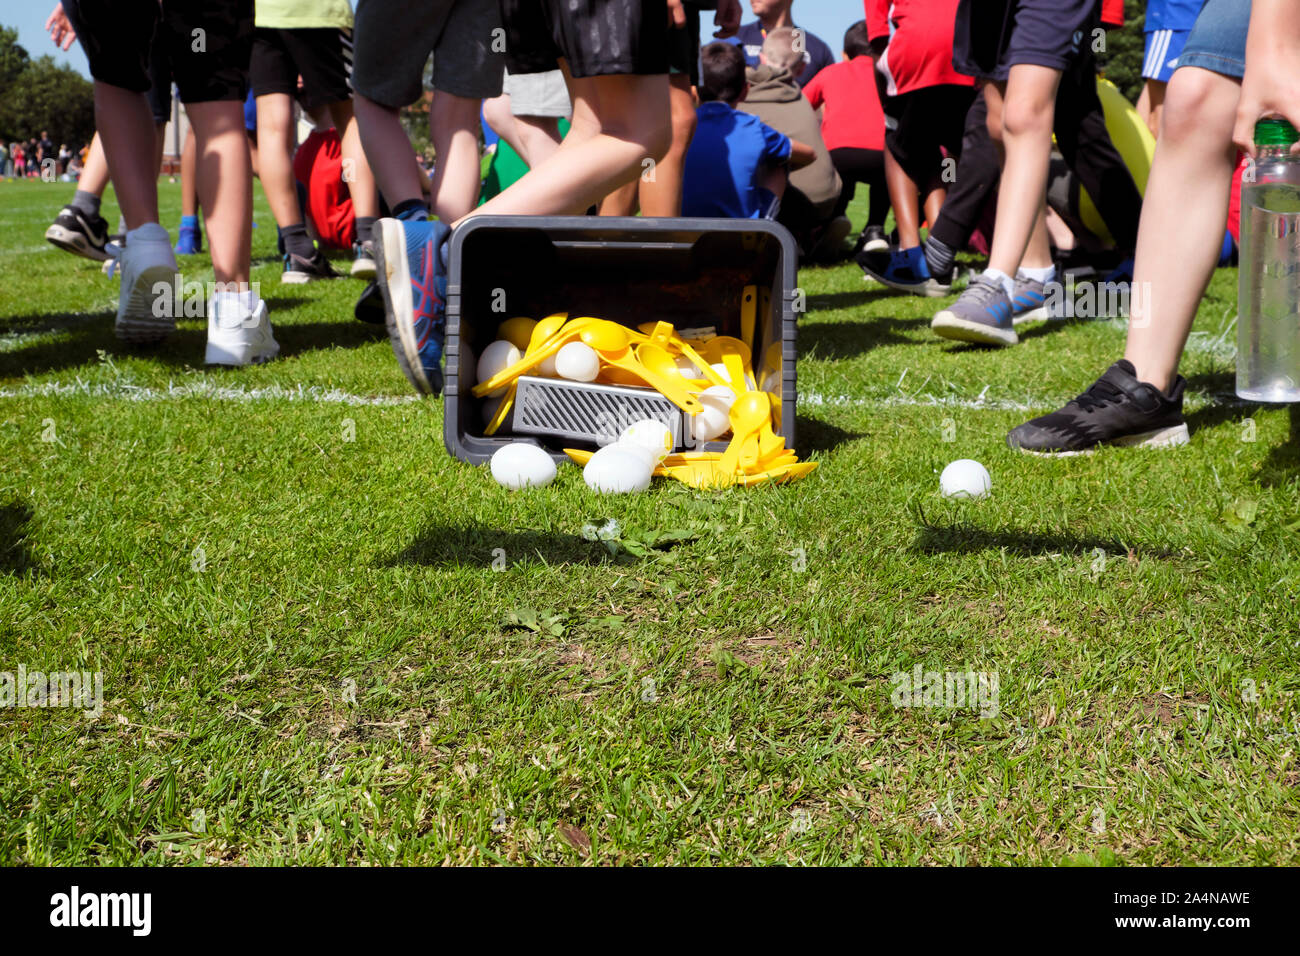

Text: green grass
xmin=2 ymin=177 xmax=1299 ymax=866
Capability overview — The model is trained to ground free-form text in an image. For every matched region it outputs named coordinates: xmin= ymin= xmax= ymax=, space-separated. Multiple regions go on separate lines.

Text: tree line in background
xmin=0 ymin=25 xmax=94 ymax=152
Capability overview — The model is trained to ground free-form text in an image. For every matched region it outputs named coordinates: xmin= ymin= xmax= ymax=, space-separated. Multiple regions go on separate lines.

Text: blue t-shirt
xmin=732 ymin=21 xmax=835 ymax=87
xmin=1145 ymin=0 xmax=1206 ymax=32
xmin=682 ymin=101 xmax=792 ymax=220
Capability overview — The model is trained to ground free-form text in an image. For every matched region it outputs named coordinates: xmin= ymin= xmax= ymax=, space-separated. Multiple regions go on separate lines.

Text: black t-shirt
xmin=39 ymin=138 xmax=53 ymax=159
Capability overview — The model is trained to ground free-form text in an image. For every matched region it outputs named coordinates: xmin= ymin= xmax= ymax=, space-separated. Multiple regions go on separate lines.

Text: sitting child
xmin=682 ymin=41 xmax=814 ymax=220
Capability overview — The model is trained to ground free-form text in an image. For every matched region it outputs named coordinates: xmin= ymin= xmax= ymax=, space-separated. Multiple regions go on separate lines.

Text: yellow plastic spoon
xmin=580 ymin=323 xmax=703 ymax=415
xmin=484 ymin=312 xmax=568 ymax=435
xmin=717 ymin=390 xmax=772 ymax=477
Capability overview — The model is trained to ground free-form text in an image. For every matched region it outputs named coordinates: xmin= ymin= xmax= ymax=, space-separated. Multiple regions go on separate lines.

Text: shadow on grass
xmin=0 ymin=501 xmax=40 ymax=575
xmin=798 ymin=316 xmax=929 ymax=359
xmin=795 ymin=414 xmax=863 ymax=457
xmin=0 ymin=303 xmax=382 ymax=378
xmin=1256 ymin=405 xmax=1300 ymax=488
xmin=381 ymin=524 xmax=607 ymax=567
xmin=912 ymin=519 xmax=1175 ymax=559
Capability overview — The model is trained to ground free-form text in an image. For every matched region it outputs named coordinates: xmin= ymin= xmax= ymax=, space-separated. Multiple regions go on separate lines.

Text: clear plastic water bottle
xmin=1238 ymin=118 xmax=1300 ymax=402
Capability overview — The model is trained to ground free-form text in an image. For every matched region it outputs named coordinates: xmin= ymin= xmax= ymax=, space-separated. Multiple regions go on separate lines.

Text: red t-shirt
xmin=866 ymin=0 xmax=975 ymax=96
xmin=1101 ymin=0 xmax=1124 ymax=28
xmin=803 ymin=56 xmax=885 ymax=152
xmin=292 ymin=127 xmax=354 ymax=250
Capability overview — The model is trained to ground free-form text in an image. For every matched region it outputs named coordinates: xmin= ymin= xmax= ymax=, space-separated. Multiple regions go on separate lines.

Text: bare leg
xmin=180 ymin=126 xmax=198 ymax=218
xmin=254 ymin=92 xmax=304 ymax=228
xmin=884 ymin=149 xmax=923 ymax=248
xmin=79 ymin=131 xmax=110 ymax=197
xmin=1021 ymin=206 xmax=1053 ymax=269
xmin=987 ymin=64 xmax=1062 ymax=277
xmin=1124 ymin=67 xmax=1240 ymax=392
xmin=428 ymin=91 xmax=486 ymax=222
xmin=470 ymin=69 xmax=671 ymax=222
xmin=354 ymin=92 xmax=424 ymax=207
xmin=515 ymin=115 xmax=563 ymax=168
xmin=637 ymin=73 xmax=696 ymax=217
xmin=327 ymin=98 xmax=379 ymax=220
xmin=186 ymin=100 xmax=253 ymax=286
xmin=93 ymin=83 xmax=159 ymax=228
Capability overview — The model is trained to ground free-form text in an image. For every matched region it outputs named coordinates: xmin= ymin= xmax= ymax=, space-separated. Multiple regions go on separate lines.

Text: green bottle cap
xmin=1255 ymin=118 xmax=1300 ymax=147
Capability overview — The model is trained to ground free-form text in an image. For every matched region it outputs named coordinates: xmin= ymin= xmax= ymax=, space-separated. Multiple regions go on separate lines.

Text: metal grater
xmin=512 ymin=376 xmax=685 ymax=448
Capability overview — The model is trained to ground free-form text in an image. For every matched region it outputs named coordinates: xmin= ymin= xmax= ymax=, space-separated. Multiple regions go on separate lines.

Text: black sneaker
xmin=1007 ymin=360 xmax=1190 ymax=456
xmin=45 ymin=205 xmax=111 ymax=261
xmin=353 ymin=279 xmax=384 ymax=324
xmin=282 ymin=248 xmax=338 ymax=283
xmin=854 ymin=224 xmax=889 ymax=256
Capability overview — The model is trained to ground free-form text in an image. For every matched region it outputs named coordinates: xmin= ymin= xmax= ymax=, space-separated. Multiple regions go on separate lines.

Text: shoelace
xmin=1071 ymin=376 xmax=1125 ymax=413
xmin=963 ymin=275 xmax=1006 ymax=306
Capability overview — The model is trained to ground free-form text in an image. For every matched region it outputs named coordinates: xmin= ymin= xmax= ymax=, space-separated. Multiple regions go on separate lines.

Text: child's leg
xmin=1124 ymin=67 xmax=1240 ymax=392
xmin=637 ymin=72 xmax=697 ymax=217
xmin=254 ymin=92 xmax=306 ymax=230
xmin=884 ymin=149 xmax=923 ymax=249
xmin=354 ymin=93 xmax=425 ymax=209
xmin=93 ymin=83 xmax=160 ymax=229
xmin=79 ymin=132 xmax=110 ymax=197
xmin=325 ymin=99 xmax=379 ymax=224
xmin=472 ymin=70 xmax=671 ymax=220
xmin=185 ymin=100 xmax=253 ymax=287
xmin=180 ymin=127 xmax=199 ymax=219
xmin=428 ymin=91 xmax=486 ymax=223
xmin=986 ymin=63 xmax=1061 ymax=277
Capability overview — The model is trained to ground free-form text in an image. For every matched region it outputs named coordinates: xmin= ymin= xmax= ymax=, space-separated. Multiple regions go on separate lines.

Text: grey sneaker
xmin=1011 ymin=272 xmax=1052 ymax=325
xmin=932 ymin=275 xmax=1018 ymax=346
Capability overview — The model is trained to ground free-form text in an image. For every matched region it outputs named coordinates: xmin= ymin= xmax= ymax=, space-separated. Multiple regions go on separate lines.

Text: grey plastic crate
xmin=443 ymin=216 xmax=799 ymax=464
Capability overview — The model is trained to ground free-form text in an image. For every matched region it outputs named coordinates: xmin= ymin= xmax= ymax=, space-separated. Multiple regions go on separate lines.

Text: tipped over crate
xmin=443 ymin=216 xmax=799 ymax=464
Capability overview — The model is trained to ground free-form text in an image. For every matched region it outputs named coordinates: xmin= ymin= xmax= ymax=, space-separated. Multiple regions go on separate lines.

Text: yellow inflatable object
xmin=1077 ymin=77 xmax=1156 ymax=245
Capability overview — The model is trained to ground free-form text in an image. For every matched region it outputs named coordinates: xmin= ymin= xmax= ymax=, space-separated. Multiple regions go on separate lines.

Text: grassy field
xmin=1 ymin=177 xmax=1298 ymax=866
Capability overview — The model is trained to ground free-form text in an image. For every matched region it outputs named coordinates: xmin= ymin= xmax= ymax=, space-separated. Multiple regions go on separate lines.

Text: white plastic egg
xmin=555 ymin=341 xmax=600 ymax=382
xmin=939 ymin=459 xmax=991 ymax=499
xmin=619 ymin=419 xmax=673 ymax=461
xmin=489 ymin=442 xmax=557 ymax=490
xmin=477 ymin=339 xmax=521 ymax=398
xmin=690 ymin=385 xmax=736 ymax=442
xmin=583 ymin=445 xmax=653 ymax=493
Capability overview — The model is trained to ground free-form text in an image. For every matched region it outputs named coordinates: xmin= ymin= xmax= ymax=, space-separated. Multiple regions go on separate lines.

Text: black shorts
xmin=883 ymin=85 xmax=976 ymax=185
xmin=63 ymin=0 xmax=252 ymax=103
xmin=145 ymin=25 xmax=172 ymax=124
xmin=500 ymin=0 xmax=670 ymax=78
xmin=667 ymin=5 xmax=701 ymax=86
xmin=250 ymin=28 xmax=353 ymax=110
xmin=953 ymin=0 xmax=1101 ymax=81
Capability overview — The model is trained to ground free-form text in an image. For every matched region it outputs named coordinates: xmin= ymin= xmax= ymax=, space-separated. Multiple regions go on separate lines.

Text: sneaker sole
xmin=116 ymin=261 xmax=178 ymax=343
xmin=281 ymin=271 xmax=327 ymax=284
xmin=859 ymin=263 xmax=951 ymax=297
xmin=350 ymin=259 xmax=377 ymax=280
xmin=1012 ymin=305 xmax=1051 ymax=326
xmin=1011 ymin=423 xmax=1191 ymax=457
xmin=205 ymin=339 xmax=280 ymax=366
xmin=45 ymin=223 xmax=109 ymax=262
xmin=931 ymin=312 xmax=1019 ymax=347
xmin=862 ymin=239 xmax=890 ymax=254
xmin=373 ymin=220 xmax=435 ymax=395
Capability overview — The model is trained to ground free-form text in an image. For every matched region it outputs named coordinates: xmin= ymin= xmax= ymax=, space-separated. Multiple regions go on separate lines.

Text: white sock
xmin=1019 ymin=264 xmax=1056 ymax=284
xmin=982 ymin=267 xmax=1015 ymax=297
xmin=212 ymin=289 xmax=255 ymax=318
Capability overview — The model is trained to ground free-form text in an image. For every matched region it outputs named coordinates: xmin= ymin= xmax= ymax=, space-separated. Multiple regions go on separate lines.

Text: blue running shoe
xmin=857 ymin=244 xmax=951 ymax=296
xmin=174 ymin=218 xmax=202 ymax=255
xmin=1011 ymin=272 xmax=1051 ymax=325
xmin=373 ymin=217 xmax=450 ymax=395
xmin=931 ymin=274 xmax=1018 ymax=346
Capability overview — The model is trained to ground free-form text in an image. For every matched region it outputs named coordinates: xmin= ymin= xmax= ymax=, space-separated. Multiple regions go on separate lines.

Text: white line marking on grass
xmin=0 ymin=380 xmax=422 ymax=406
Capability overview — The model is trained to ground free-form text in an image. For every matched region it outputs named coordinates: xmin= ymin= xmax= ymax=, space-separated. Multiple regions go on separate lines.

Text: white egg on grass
xmin=490 ymin=442 xmax=557 ymax=490
xmin=476 ymin=339 xmax=521 ymax=398
xmin=583 ymin=444 xmax=653 ymax=494
xmin=939 ymin=459 xmax=991 ymax=499
xmin=619 ymin=419 xmax=673 ymax=461
xmin=555 ymin=341 xmax=601 ymax=382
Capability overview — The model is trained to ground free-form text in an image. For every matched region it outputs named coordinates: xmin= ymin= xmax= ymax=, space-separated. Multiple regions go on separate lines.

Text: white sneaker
xmin=205 ymin=294 xmax=280 ymax=366
xmin=115 ymin=223 xmax=177 ymax=343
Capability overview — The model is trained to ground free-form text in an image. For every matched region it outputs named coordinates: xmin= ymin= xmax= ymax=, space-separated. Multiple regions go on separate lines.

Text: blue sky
xmin=6 ymin=1 xmax=864 ymax=79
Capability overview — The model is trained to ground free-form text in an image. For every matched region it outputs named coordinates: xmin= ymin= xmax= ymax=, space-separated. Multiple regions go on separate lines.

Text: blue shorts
xmin=1142 ymin=29 xmax=1189 ymax=83
xmin=1177 ymin=0 xmax=1249 ymax=80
